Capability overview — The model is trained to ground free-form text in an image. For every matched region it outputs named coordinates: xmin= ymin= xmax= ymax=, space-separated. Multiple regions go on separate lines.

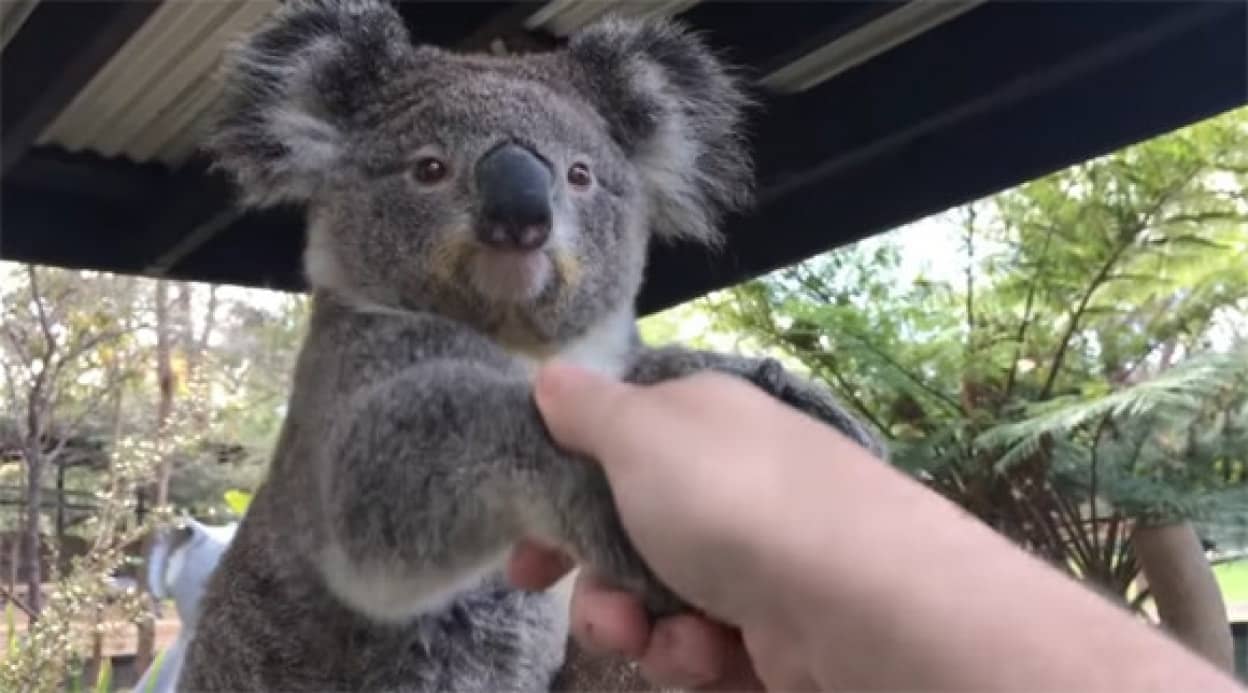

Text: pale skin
xmin=508 ymin=363 xmax=1245 ymax=691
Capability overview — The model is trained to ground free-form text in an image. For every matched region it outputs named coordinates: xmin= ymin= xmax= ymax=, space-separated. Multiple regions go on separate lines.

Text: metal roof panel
xmin=0 ymin=0 xmax=40 ymax=50
xmin=38 ymin=0 xmax=277 ymax=166
xmin=2 ymin=1 xmax=1244 ymax=310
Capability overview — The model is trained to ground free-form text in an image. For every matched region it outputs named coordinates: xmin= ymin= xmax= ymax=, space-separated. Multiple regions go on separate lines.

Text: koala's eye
xmin=412 ymin=157 xmax=449 ymax=185
xmin=567 ymin=162 xmax=593 ymax=190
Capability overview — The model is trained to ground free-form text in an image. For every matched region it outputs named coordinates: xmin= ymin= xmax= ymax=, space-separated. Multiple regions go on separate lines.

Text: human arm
xmin=511 ymin=363 xmax=1244 ymax=691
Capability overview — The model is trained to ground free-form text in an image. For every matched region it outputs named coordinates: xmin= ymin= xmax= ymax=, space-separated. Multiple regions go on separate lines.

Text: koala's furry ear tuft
xmin=205 ymin=0 xmax=415 ymax=208
xmin=566 ymin=16 xmax=755 ymax=246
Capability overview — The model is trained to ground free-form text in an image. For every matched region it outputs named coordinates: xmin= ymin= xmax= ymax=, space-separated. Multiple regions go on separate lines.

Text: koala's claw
xmin=582 ymin=529 xmax=688 ymax=618
xmin=749 ymin=357 xmax=788 ymax=392
xmin=628 ymin=347 xmax=886 ymax=457
xmin=565 ymin=465 xmax=692 ymax=620
xmin=638 ymin=572 xmax=687 ymax=619
xmin=593 ymin=545 xmax=689 ymax=619
xmin=754 ymin=364 xmax=887 ymax=458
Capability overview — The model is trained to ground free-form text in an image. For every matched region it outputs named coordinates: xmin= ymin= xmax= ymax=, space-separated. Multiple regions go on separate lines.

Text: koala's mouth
xmin=467 ymin=248 xmax=554 ymax=304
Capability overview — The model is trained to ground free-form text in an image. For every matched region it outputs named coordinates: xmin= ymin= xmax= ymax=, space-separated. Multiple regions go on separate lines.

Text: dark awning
xmin=2 ymin=1 xmax=1244 ymax=313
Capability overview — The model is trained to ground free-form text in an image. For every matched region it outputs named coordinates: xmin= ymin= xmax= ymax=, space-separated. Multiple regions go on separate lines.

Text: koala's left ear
xmin=565 ymin=17 xmax=755 ymax=246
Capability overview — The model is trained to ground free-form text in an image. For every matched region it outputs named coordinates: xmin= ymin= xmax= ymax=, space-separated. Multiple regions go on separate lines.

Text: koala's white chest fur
xmin=507 ymin=303 xmax=636 ymax=380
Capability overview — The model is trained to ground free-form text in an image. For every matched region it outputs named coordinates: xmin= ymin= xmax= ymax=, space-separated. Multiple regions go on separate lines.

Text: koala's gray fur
xmin=179 ymin=1 xmax=884 ymax=690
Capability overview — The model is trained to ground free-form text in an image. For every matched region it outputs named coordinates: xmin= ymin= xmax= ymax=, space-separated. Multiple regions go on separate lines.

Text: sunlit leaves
xmin=0 ymin=265 xmax=310 ymax=686
xmin=701 ymin=105 xmax=1248 ymax=590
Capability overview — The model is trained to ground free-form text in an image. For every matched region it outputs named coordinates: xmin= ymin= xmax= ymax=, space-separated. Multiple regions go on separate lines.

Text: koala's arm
xmin=627 ymin=345 xmax=888 ymax=459
xmin=316 ymin=322 xmax=684 ymax=619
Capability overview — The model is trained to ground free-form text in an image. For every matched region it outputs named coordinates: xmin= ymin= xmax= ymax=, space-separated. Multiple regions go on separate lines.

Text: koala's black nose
xmin=476 ymin=143 xmax=554 ymax=251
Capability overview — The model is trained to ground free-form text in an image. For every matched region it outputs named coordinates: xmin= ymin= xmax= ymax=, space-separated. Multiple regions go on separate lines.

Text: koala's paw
xmin=633 ymin=568 xmax=687 ymax=619
xmin=556 ymin=457 xmax=690 ymax=619
xmin=747 ymin=358 xmax=886 ymax=458
xmin=585 ymin=522 xmax=688 ymax=620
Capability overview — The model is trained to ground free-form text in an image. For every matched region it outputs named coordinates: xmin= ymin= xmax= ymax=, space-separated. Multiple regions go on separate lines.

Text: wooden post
xmin=54 ymin=463 xmax=64 ymax=551
xmin=1133 ymin=522 xmax=1234 ymax=672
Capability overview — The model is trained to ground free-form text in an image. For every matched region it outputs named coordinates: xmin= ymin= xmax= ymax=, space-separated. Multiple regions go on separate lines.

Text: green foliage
xmin=978 ymin=352 xmax=1248 ymax=475
xmin=0 ymin=268 xmax=308 ymax=687
xmin=704 ymin=105 xmax=1248 ymax=599
xmin=145 ymin=649 xmax=166 ymax=693
xmin=638 ymin=302 xmax=732 ymax=351
xmin=6 ymin=602 xmax=16 ymax=660
xmin=92 ymin=656 xmax=111 ymax=693
xmin=0 ymin=433 xmax=163 ymax=690
xmin=223 ymin=489 xmax=254 ymax=517
xmin=1215 ymin=560 xmax=1248 ymax=604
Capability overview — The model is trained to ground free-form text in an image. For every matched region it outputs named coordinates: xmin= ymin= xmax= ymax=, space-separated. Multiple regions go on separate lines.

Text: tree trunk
xmin=136 ymin=279 xmax=177 ymax=673
xmin=55 ymin=463 xmax=65 ymax=555
xmin=22 ymin=441 xmax=43 ymax=617
xmin=154 ymin=280 xmax=175 ymax=506
xmin=8 ymin=529 xmax=18 ymax=603
xmin=91 ymin=390 xmax=125 ymax=684
xmin=85 ymin=603 xmax=105 ymax=685
xmin=1132 ymin=521 xmax=1234 ymax=672
xmin=180 ymin=282 xmax=216 ymax=429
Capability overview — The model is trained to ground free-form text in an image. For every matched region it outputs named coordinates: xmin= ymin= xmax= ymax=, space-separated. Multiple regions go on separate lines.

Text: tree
xmin=164 ymin=287 xmax=307 ymax=518
xmin=705 ymin=105 xmax=1248 ymax=668
xmin=0 ymin=267 xmax=145 ymax=616
xmin=0 ymin=262 xmax=308 ymax=685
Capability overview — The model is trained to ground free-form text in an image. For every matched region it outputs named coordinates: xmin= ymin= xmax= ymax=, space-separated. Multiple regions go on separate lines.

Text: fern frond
xmin=978 ymin=351 xmax=1247 ymax=465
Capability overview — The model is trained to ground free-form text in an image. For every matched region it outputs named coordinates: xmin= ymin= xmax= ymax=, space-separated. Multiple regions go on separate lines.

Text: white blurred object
xmin=132 ymin=517 xmax=238 ymax=693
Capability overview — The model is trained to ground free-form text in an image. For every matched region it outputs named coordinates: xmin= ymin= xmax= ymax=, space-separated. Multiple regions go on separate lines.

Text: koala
xmin=178 ymin=1 xmax=885 ymax=691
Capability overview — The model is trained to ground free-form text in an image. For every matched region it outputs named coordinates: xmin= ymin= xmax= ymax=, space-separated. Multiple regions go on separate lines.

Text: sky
xmin=872 ymin=212 xmax=967 ymax=285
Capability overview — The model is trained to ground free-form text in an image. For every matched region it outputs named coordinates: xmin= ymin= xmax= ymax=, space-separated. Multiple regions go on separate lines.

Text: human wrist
xmin=745 ymin=421 xmax=1243 ymax=691
xmin=699 ymin=417 xmax=884 ymax=639
xmin=720 ymin=417 xmax=931 ymax=684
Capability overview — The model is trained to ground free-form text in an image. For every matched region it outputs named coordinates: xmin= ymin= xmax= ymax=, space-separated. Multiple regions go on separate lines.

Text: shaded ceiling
xmin=1 ymin=0 xmax=1245 ymax=314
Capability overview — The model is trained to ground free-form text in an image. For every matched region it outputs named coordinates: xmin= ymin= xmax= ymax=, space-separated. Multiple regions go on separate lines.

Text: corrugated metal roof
xmin=0 ymin=0 xmax=40 ymax=50
xmin=4 ymin=1 xmax=1242 ymax=301
xmin=525 ymin=0 xmax=699 ymax=37
xmin=34 ymin=0 xmax=711 ymax=168
xmin=37 ymin=0 xmax=277 ymax=168
xmin=23 ymin=0 xmax=1019 ymax=169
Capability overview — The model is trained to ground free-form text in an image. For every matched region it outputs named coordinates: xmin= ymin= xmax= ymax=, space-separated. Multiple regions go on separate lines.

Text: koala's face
xmin=208 ymin=0 xmax=753 ymax=347
xmin=309 ymin=60 xmax=647 ymax=344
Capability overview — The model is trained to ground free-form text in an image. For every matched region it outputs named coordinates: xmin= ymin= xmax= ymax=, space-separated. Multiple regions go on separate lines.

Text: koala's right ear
xmin=206 ymin=0 xmax=415 ymax=207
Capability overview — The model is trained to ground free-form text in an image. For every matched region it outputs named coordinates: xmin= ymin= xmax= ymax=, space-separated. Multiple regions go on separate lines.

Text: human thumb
xmin=534 ymin=361 xmax=633 ymax=460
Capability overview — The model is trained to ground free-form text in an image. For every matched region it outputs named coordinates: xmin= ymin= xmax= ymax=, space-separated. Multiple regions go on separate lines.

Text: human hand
xmin=511 ymin=542 xmax=768 ymax=690
xmin=510 ymin=362 xmax=843 ymax=689
xmin=509 ymin=363 xmax=1245 ymax=693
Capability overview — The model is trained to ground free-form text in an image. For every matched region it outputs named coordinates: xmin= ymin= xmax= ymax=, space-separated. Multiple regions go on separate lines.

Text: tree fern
xmin=978 ymin=350 xmax=1247 ymax=467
